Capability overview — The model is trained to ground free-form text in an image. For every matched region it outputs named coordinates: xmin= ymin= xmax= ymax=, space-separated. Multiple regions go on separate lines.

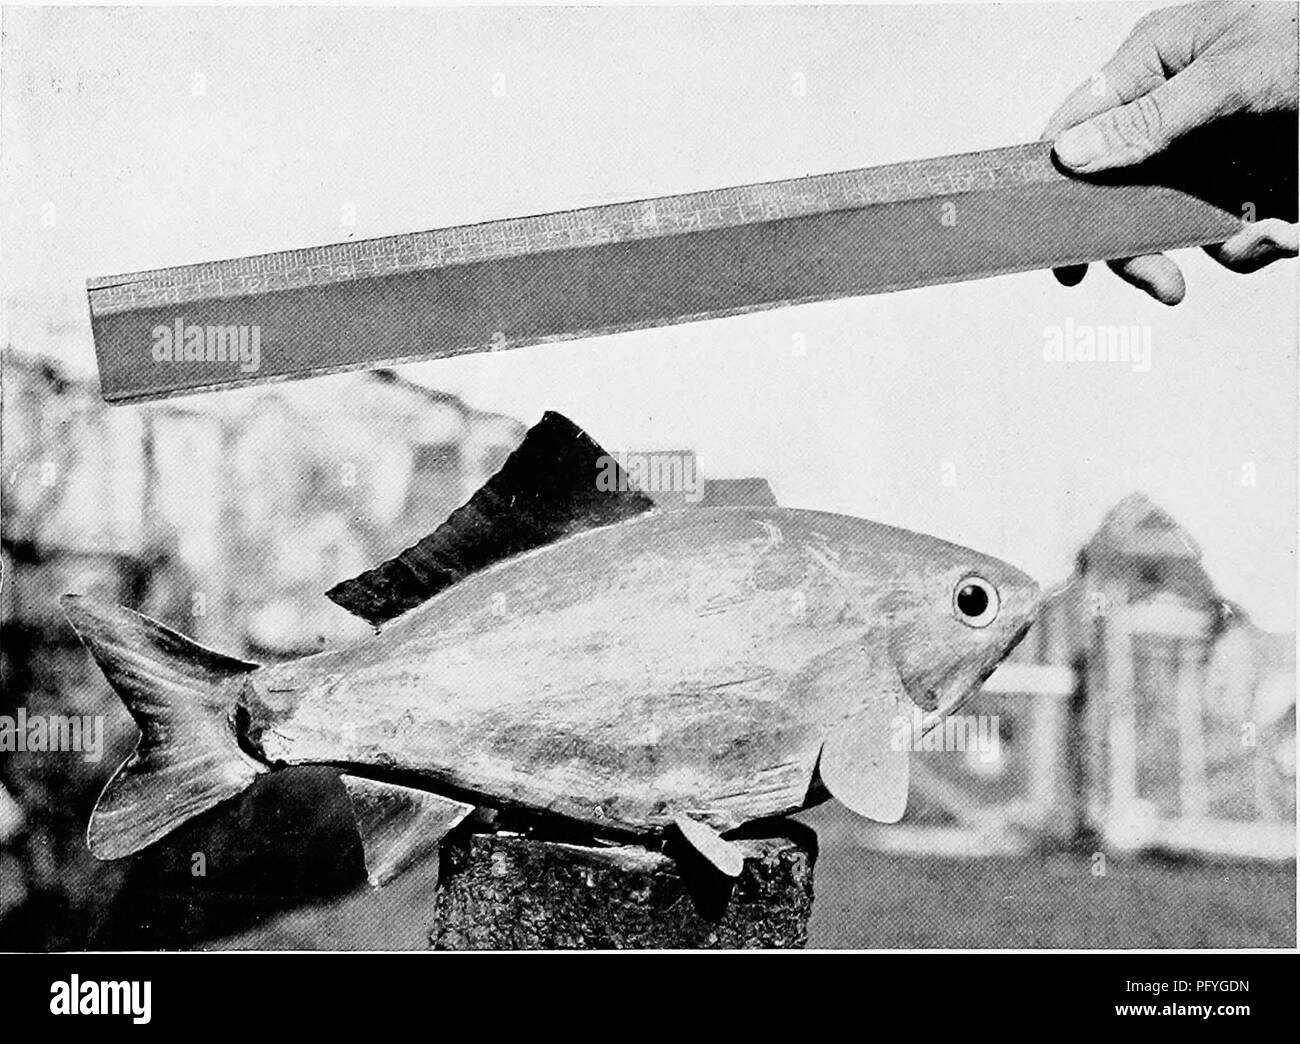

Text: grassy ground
xmin=207 ymin=832 xmax=1296 ymax=951
xmin=807 ymin=845 xmax=1296 ymax=949
xmin=7 ymin=762 xmax=1291 ymax=950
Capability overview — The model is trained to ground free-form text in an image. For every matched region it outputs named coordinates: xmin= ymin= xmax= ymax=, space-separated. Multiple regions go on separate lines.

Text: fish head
xmin=807 ymin=517 xmax=1040 ymax=824
xmin=874 ymin=538 xmax=1041 ymax=722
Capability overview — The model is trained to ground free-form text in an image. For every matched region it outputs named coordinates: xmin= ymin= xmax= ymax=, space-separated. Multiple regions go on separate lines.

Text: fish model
xmin=63 ymin=413 xmax=1040 ymax=885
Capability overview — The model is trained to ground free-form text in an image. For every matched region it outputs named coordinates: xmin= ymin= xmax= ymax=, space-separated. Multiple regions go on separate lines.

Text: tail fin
xmin=61 ymin=595 xmax=267 ymax=859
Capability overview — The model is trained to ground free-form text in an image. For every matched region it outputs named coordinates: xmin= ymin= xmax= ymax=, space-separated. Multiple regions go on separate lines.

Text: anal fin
xmin=340 ymin=775 xmax=474 ymax=887
xmin=672 ymin=813 xmax=745 ymax=878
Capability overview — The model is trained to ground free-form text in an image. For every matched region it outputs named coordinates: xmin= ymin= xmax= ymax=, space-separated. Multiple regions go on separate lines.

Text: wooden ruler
xmin=87 ymin=141 xmax=1240 ymax=404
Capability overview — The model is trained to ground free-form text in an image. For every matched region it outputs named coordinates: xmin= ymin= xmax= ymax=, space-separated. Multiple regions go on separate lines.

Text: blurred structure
xmin=848 ymin=492 xmax=1296 ymax=863
xmin=0 ymin=350 xmax=772 ymax=947
xmin=1 ymin=347 xmax=1293 ymax=949
xmin=0 ymin=351 xmax=526 ymax=945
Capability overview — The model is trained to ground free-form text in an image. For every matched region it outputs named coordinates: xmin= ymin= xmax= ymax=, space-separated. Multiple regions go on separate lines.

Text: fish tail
xmin=61 ymin=595 xmax=267 ymax=859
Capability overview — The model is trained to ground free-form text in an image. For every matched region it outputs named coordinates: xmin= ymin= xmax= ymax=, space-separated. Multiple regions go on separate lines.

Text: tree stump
xmin=428 ymin=826 xmax=816 ymax=949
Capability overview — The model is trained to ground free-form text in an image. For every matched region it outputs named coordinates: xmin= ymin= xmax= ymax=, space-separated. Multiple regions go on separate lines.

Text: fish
xmin=62 ymin=412 xmax=1041 ymax=885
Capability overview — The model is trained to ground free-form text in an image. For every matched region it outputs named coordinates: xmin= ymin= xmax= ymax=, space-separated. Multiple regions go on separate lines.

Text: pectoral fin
xmin=819 ymin=696 xmax=910 ymax=823
xmin=340 ymin=775 xmax=474 ymax=887
xmin=672 ymin=813 xmax=745 ymax=878
xmin=809 ymin=636 xmax=911 ymax=824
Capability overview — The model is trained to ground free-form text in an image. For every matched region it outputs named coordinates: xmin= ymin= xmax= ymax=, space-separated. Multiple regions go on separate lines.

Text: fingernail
xmin=1054 ymin=122 xmax=1106 ymax=170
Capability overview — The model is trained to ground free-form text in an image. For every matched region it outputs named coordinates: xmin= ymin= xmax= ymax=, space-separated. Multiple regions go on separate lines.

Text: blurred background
xmin=1 ymin=3 xmax=1295 ymax=947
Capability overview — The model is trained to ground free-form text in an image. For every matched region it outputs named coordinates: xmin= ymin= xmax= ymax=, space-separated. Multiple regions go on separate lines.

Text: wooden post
xmin=1174 ymin=638 xmax=1209 ymax=819
xmin=1027 ymin=686 xmax=1067 ymax=837
xmin=428 ymin=828 xmax=816 ymax=950
xmin=1103 ymin=602 xmax=1138 ymax=812
xmin=1064 ymin=652 xmax=1092 ymax=845
xmin=1079 ymin=585 xmax=1112 ymax=836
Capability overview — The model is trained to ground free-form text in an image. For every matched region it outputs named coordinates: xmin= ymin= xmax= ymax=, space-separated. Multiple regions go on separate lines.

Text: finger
xmin=1044 ymin=75 xmax=1131 ymax=143
xmin=1054 ymin=61 xmax=1241 ymax=173
xmin=1106 ymin=254 xmax=1185 ymax=305
xmin=1042 ymin=22 xmax=1168 ymax=140
xmin=1205 ymin=219 xmax=1300 ymax=274
xmin=1053 ymin=264 xmax=1089 ymax=287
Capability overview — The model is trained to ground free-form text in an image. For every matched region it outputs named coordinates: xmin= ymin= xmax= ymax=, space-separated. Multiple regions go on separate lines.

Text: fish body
xmin=63 ymin=413 xmax=1040 ymax=882
xmin=240 ymin=506 xmax=1037 ymax=835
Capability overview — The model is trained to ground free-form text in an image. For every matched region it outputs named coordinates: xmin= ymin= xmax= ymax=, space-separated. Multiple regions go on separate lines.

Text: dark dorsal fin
xmin=327 ymin=411 xmax=656 ymax=626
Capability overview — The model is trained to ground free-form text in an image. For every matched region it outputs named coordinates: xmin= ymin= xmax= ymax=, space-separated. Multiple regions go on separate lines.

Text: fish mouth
xmin=1004 ymin=618 xmax=1035 ymax=657
xmin=914 ymin=618 xmax=1034 ymax=738
xmin=1042 ymin=576 xmax=1078 ymax=602
xmin=915 ymin=686 xmax=981 ymax=740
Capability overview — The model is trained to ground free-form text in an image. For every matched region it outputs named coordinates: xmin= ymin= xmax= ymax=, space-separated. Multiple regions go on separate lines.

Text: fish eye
xmin=953 ymin=576 xmax=999 ymax=628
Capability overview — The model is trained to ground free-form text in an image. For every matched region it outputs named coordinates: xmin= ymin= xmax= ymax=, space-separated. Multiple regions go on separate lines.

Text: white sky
xmin=2 ymin=2 xmax=1296 ymax=629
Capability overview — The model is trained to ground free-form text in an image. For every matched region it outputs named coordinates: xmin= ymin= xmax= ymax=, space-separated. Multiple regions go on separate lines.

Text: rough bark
xmin=428 ymin=826 xmax=816 ymax=950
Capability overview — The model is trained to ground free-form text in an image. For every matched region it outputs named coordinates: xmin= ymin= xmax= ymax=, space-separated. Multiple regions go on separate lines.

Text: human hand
xmin=1043 ymin=1 xmax=1298 ymax=303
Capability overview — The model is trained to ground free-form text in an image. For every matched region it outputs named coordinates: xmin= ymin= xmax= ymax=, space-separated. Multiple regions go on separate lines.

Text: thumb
xmin=1053 ymin=61 xmax=1236 ymax=173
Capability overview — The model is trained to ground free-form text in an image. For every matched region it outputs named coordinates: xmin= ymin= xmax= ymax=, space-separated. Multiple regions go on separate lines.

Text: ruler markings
xmin=88 ymin=143 xmax=1064 ymax=315
xmin=86 ymin=140 xmax=1242 ymax=404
